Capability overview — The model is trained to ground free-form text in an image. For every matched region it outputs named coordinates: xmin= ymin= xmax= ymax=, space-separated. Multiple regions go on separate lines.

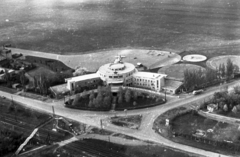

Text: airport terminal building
xmin=65 ymin=56 xmax=180 ymax=94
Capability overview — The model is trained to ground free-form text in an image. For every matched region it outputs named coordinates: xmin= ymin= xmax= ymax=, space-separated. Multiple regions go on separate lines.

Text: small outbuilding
xmin=207 ymin=104 xmax=218 ymax=112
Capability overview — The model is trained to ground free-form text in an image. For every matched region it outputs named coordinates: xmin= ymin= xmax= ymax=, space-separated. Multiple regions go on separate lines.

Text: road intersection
xmin=1 ymin=79 xmax=239 ymax=157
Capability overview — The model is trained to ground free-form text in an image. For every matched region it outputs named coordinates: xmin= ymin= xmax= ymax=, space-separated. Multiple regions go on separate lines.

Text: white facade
xmin=132 ymin=72 xmax=166 ymax=91
xmin=66 ymin=73 xmax=100 ymax=91
xmin=66 ymin=55 xmax=167 ymax=92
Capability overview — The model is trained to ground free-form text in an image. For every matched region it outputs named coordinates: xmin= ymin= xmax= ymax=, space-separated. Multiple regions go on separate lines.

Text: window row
xmin=109 ymin=75 xmax=123 ymax=78
xmin=134 ymin=82 xmax=153 ymax=87
xmin=134 ymin=78 xmax=154 ymax=83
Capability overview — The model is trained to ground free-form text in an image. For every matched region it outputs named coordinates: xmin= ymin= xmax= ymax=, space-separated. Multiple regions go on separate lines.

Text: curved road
xmin=1 ymin=80 xmax=239 ymax=157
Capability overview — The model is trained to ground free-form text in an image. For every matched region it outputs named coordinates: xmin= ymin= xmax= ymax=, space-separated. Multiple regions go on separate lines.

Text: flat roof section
xmin=133 ymin=72 xmax=166 ymax=79
xmin=163 ymin=79 xmax=183 ymax=90
xmin=66 ymin=73 xmax=100 ymax=82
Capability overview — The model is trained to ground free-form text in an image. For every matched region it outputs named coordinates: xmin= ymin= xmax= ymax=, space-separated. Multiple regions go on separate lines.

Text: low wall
xmin=198 ymin=110 xmax=240 ymax=125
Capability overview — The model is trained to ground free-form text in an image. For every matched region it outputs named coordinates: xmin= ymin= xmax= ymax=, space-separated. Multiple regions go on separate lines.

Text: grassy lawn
xmin=116 ymin=96 xmax=164 ymax=110
xmin=158 ymin=64 xmax=205 ymax=81
xmin=112 ymin=115 xmax=142 ymax=124
xmin=0 ymin=86 xmax=18 ymax=94
xmin=110 ymin=115 xmax=142 ymax=129
xmin=172 ymin=112 xmax=240 ymax=143
xmin=153 ymin=107 xmax=187 ymax=127
xmin=25 ymin=56 xmax=72 ymax=72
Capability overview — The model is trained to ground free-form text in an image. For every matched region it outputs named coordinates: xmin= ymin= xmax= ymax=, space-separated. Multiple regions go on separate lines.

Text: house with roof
xmin=207 ymin=104 xmax=218 ymax=112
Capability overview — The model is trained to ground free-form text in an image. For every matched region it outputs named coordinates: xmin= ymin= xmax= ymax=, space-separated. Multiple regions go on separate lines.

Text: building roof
xmin=133 ymin=72 xmax=166 ymax=79
xmin=163 ymin=79 xmax=183 ymax=90
xmin=50 ymin=83 xmax=69 ymax=95
xmin=66 ymin=73 xmax=100 ymax=82
xmin=98 ymin=62 xmax=136 ymax=75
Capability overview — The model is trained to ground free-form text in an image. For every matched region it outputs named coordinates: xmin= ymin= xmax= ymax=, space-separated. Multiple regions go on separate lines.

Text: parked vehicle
xmin=192 ymin=89 xmax=204 ymax=95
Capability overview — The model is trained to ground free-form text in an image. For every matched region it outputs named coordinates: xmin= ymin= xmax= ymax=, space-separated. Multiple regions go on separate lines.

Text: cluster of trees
xmin=73 ymin=67 xmax=89 ymax=77
xmin=201 ymin=85 xmax=240 ymax=114
xmin=71 ymin=86 xmax=112 ymax=109
xmin=218 ymin=58 xmax=239 ymax=80
xmin=69 ymin=86 xmax=164 ymax=110
xmin=88 ymin=86 xmax=112 ymax=108
xmin=183 ymin=68 xmax=217 ymax=91
xmin=183 ymin=59 xmax=239 ymax=91
xmin=33 ymin=75 xmax=50 ymax=95
xmin=117 ymin=87 xmax=162 ymax=107
xmin=3 ymin=69 xmax=12 ymax=87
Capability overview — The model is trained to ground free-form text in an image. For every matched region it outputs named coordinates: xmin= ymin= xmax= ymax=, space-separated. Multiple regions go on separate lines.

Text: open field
xmin=1 ymin=0 xmax=240 ymax=57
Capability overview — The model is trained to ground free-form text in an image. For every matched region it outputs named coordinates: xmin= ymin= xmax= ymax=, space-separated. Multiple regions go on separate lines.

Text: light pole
xmin=124 ymin=109 xmax=127 ymax=117
xmin=12 ymin=96 xmax=17 ymax=122
xmin=52 ymin=106 xmax=55 ymax=118
xmin=100 ymin=119 xmax=103 ymax=130
xmin=164 ymin=90 xmax=167 ymax=102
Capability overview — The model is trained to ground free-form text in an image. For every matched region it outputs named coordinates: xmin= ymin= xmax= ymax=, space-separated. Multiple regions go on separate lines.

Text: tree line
xmin=71 ymin=86 xmax=112 ymax=109
xmin=183 ymin=59 xmax=239 ymax=91
xmin=200 ymin=85 xmax=240 ymax=114
xmin=68 ymin=86 xmax=163 ymax=110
